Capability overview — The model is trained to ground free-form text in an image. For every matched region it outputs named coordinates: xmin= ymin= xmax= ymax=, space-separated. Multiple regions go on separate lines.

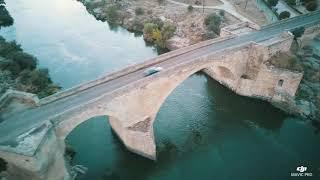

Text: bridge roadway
xmin=0 ymin=11 xmax=320 ymax=143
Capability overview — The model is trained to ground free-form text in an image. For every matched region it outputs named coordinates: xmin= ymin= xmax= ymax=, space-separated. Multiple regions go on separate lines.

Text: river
xmin=1 ymin=0 xmax=319 ymax=179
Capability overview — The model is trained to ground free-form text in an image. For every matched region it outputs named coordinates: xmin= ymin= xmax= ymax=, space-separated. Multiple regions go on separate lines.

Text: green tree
xmin=279 ymin=11 xmax=291 ymax=20
xmin=135 ymin=7 xmax=144 ymax=16
xmin=267 ymin=0 xmax=279 ymax=7
xmin=306 ymin=1 xmax=318 ymax=11
xmin=188 ymin=5 xmax=194 ymax=12
xmin=143 ymin=23 xmax=158 ymax=42
xmin=155 ymin=23 xmax=176 ymax=48
xmin=157 ymin=0 xmax=165 ymax=5
xmin=204 ymin=13 xmax=222 ymax=35
xmin=10 ymin=52 xmax=37 ymax=70
xmin=285 ymin=0 xmax=296 ymax=5
xmin=0 ymin=6 xmax=14 ymax=27
xmin=291 ymin=27 xmax=305 ymax=40
xmin=105 ymin=5 xmax=120 ymax=23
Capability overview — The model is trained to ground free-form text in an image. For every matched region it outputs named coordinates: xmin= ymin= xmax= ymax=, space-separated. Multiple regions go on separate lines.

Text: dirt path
xmin=166 ymin=0 xmax=253 ymax=23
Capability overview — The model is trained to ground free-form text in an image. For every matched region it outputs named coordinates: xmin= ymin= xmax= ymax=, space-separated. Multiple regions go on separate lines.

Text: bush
xmin=204 ymin=13 xmax=222 ymax=35
xmin=285 ymin=0 xmax=296 ymax=5
xmin=148 ymin=18 xmax=164 ymax=29
xmin=291 ymin=27 xmax=305 ymax=40
xmin=0 ymin=36 xmax=61 ymax=97
xmin=105 ymin=5 xmax=120 ymax=23
xmin=219 ymin=10 xmax=225 ymax=17
xmin=155 ymin=23 xmax=176 ymax=48
xmin=267 ymin=0 xmax=279 ymax=7
xmin=143 ymin=22 xmax=176 ymax=48
xmin=17 ymin=68 xmax=60 ymax=97
xmin=10 ymin=51 xmax=37 ymax=70
xmin=135 ymin=7 xmax=144 ymax=16
xmin=0 ymin=6 xmax=14 ymax=27
xmin=188 ymin=5 xmax=194 ymax=12
xmin=131 ymin=18 xmax=144 ymax=31
xmin=279 ymin=11 xmax=290 ymax=20
xmin=143 ymin=23 xmax=158 ymax=41
xmin=306 ymin=1 xmax=318 ymax=11
xmin=157 ymin=0 xmax=165 ymax=5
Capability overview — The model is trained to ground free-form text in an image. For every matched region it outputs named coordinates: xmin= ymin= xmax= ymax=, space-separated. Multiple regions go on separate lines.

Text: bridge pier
xmin=0 ymin=122 xmax=70 ymax=180
xmin=109 ymin=116 xmax=156 ymax=160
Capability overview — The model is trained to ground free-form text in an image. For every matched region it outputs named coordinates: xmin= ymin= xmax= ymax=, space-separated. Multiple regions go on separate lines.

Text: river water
xmin=1 ymin=0 xmax=319 ymax=179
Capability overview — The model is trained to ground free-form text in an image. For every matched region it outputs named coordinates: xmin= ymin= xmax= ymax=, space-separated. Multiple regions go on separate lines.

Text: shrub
xmin=148 ymin=18 xmax=164 ymax=29
xmin=105 ymin=5 xmax=120 ymax=23
xmin=267 ymin=0 xmax=279 ymax=7
xmin=306 ymin=1 xmax=318 ymax=11
xmin=291 ymin=27 xmax=305 ymax=40
xmin=131 ymin=18 xmax=144 ymax=31
xmin=219 ymin=10 xmax=225 ymax=17
xmin=152 ymin=29 xmax=163 ymax=46
xmin=10 ymin=51 xmax=37 ymax=70
xmin=0 ymin=40 xmax=22 ymax=58
xmin=0 ymin=6 xmax=13 ymax=27
xmin=156 ymin=23 xmax=176 ymax=48
xmin=204 ymin=13 xmax=222 ymax=35
xmin=143 ymin=22 xmax=176 ymax=48
xmin=157 ymin=0 xmax=165 ymax=5
xmin=135 ymin=7 xmax=144 ymax=16
xmin=143 ymin=23 xmax=158 ymax=41
xmin=147 ymin=10 xmax=153 ymax=15
xmin=285 ymin=0 xmax=296 ymax=5
xmin=279 ymin=11 xmax=290 ymax=19
xmin=188 ymin=5 xmax=194 ymax=12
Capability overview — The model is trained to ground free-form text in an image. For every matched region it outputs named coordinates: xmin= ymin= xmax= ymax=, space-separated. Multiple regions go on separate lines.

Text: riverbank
xmin=77 ymin=0 xmax=242 ymax=50
xmin=269 ymin=26 xmax=320 ymax=122
xmin=0 ymin=36 xmax=61 ymax=98
xmin=0 ymin=4 xmax=60 ymax=98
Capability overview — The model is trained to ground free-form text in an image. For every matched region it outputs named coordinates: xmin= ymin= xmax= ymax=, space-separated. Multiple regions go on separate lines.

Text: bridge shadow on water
xmin=67 ymin=72 xmax=292 ymax=180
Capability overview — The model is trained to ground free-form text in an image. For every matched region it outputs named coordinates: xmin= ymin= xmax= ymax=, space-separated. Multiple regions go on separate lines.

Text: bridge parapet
xmin=262 ymin=10 xmax=320 ymax=30
xmin=0 ymin=90 xmax=39 ymax=109
xmin=221 ymin=22 xmax=261 ymax=37
xmin=39 ymin=35 xmax=237 ymax=106
xmin=0 ymin=90 xmax=39 ymax=119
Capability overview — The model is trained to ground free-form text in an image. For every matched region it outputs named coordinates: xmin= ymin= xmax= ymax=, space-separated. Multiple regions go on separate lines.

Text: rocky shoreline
xmin=269 ymin=27 xmax=320 ymax=122
xmin=77 ymin=0 xmax=240 ymax=50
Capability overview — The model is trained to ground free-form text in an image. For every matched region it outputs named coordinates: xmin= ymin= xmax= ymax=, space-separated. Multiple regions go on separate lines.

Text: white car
xmin=143 ymin=67 xmax=163 ymax=76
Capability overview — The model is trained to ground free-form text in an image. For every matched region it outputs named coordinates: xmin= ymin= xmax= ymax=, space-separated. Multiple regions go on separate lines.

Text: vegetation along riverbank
xmin=0 ymin=3 xmax=60 ymax=98
xmin=77 ymin=0 xmax=244 ymax=50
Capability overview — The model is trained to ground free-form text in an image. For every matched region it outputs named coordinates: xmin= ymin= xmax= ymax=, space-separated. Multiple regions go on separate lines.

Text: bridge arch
xmin=105 ymin=61 xmax=221 ymax=160
xmin=54 ymin=109 xmax=119 ymax=140
xmin=51 ymin=59 xmax=239 ymax=160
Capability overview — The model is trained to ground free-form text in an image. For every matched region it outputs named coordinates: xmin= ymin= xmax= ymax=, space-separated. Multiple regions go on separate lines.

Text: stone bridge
xmin=0 ymin=11 xmax=320 ymax=180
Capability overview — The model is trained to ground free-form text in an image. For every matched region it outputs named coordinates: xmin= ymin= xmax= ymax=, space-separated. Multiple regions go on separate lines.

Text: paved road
xmin=1 ymin=11 xmax=320 ymax=143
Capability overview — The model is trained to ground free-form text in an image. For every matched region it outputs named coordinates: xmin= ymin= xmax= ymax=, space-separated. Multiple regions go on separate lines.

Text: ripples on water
xmin=1 ymin=0 xmax=319 ymax=179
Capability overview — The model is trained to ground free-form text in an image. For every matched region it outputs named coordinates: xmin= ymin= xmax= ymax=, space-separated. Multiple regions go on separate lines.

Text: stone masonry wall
xmin=203 ymin=32 xmax=302 ymax=102
xmin=0 ymin=122 xmax=69 ymax=180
